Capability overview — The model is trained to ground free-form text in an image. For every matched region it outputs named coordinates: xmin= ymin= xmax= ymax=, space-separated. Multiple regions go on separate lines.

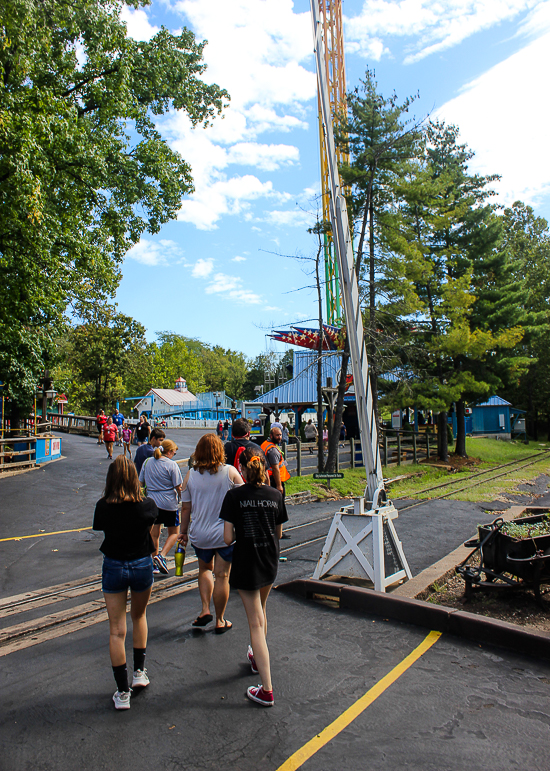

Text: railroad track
xmin=396 ymin=450 xmax=550 ymax=512
xmin=0 ymin=516 xmax=333 ymax=657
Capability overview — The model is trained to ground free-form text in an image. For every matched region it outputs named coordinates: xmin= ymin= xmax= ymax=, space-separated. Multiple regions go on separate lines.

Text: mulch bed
xmin=425 ymin=571 xmax=550 ymax=633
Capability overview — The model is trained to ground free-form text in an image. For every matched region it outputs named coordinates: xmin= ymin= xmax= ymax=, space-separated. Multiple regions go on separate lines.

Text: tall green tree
xmin=55 ymin=306 xmax=149 ymax=413
xmin=499 ymin=202 xmax=550 ymax=437
xmin=338 ymin=70 xmax=422 ymax=430
xmin=384 ymin=123 xmax=520 ymax=459
xmin=0 ymin=0 xmax=228 ymax=412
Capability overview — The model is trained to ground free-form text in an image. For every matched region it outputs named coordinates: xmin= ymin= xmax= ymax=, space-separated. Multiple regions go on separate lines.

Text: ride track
xmin=0 ymin=517 xmax=334 ymax=657
xmin=2 ymin=452 xmax=548 ymax=655
xmin=393 ymin=449 xmax=550 ymax=512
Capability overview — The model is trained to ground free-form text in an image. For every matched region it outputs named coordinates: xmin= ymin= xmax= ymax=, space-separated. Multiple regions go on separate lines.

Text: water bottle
xmin=174 ymin=544 xmax=185 ymax=576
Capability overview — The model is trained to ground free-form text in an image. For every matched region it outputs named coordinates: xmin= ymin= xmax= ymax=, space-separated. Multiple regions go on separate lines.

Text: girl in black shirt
xmin=93 ymin=456 xmax=158 ymax=710
xmin=221 ymin=446 xmax=287 ymax=707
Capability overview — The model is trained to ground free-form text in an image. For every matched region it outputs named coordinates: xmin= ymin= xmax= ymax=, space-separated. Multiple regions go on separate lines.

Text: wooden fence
xmin=0 ymin=436 xmax=37 ymax=472
xmin=282 ymin=429 xmax=437 ymax=476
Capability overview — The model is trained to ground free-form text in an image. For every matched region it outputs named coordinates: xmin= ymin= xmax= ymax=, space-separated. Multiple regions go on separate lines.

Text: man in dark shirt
xmin=134 ymin=428 xmax=165 ymax=475
xmin=224 ymin=418 xmax=265 ymax=471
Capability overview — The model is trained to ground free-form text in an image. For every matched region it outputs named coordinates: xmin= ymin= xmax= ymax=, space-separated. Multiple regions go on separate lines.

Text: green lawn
xmin=286 ymin=438 xmax=550 ymax=502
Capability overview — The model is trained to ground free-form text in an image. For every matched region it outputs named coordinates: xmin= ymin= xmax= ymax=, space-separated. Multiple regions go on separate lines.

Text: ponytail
xmin=240 ymin=446 xmax=266 ymax=487
xmin=154 ymin=439 xmax=177 ymax=460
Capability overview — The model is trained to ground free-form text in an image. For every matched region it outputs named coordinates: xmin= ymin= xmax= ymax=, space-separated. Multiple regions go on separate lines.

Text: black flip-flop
xmin=214 ymin=620 xmax=233 ymax=634
xmin=192 ymin=614 xmax=213 ymax=627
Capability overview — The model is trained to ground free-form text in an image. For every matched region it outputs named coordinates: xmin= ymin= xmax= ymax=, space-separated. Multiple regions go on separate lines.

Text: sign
xmin=244 ymin=405 xmax=263 ymax=436
xmin=51 ymin=438 xmax=61 ymax=455
xmin=313 ymin=472 xmax=344 ymax=479
xmin=391 ymin=409 xmax=402 ymax=429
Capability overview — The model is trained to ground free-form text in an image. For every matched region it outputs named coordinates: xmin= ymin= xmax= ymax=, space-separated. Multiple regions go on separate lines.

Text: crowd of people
xmin=92 ymin=417 xmax=289 ymax=711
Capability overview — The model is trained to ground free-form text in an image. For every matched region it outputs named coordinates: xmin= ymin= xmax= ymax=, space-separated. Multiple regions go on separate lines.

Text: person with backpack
xmin=220 ymin=445 xmax=288 ymax=707
xmin=224 ymin=418 xmax=265 ymax=477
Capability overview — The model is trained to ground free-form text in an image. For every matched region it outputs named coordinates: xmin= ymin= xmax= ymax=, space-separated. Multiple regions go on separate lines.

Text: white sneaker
xmin=113 ymin=690 xmax=131 ymax=710
xmin=132 ymin=669 xmax=150 ymax=688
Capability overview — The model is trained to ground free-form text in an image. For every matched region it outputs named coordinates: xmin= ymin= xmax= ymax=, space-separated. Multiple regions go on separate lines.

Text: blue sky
xmin=116 ymin=0 xmax=550 ymax=359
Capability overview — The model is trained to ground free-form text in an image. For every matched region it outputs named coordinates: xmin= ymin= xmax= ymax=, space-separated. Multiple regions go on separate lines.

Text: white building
xmin=134 ymin=379 xmax=197 ymax=417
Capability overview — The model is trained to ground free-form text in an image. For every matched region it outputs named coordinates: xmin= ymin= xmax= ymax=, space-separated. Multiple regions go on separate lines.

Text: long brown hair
xmin=193 ymin=433 xmax=225 ymax=474
xmin=240 ymin=446 xmax=266 ymax=487
xmin=104 ymin=456 xmax=142 ymax=503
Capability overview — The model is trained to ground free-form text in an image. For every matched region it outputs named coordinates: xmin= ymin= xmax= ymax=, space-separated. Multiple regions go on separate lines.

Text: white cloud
xmin=205 ymin=272 xmax=262 ymax=305
xmin=153 ymin=0 xmax=318 ymax=231
xmin=192 ymin=258 xmax=214 ymax=278
xmin=126 ymin=238 xmax=181 ymax=266
xmin=346 ymin=0 xmax=539 ymax=63
xmin=176 ymin=0 xmax=315 ymax=109
xmin=232 ymin=256 xmax=247 ymax=262
xmin=261 ymin=209 xmax=316 ymax=228
xmin=178 ymin=174 xmax=277 ymax=230
xmin=226 ymin=142 xmax=299 ymax=171
xmin=437 ymin=25 xmax=550 ymax=206
xmin=120 ymin=6 xmax=160 ymax=41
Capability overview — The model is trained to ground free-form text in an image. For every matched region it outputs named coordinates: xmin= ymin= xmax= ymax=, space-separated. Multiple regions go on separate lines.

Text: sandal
xmin=214 ymin=620 xmax=233 ymax=634
xmin=192 ymin=614 xmax=213 ymax=627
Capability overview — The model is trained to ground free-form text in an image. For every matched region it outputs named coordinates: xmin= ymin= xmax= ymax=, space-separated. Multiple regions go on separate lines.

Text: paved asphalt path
xmin=1 ymin=432 xmax=550 ymax=770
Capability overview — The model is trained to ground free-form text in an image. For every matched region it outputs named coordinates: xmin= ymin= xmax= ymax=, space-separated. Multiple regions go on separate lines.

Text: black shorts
xmin=154 ymin=508 xmax=180 ymax=527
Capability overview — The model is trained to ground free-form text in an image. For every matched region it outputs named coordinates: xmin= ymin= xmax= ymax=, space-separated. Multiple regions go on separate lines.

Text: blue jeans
xmin=102 ymin=556 xmax=154 ymax=594
xmin=193 ymin=544 xmax=234 ymax=564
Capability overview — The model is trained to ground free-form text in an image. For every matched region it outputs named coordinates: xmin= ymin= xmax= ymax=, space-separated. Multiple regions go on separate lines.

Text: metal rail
xmin=397 ymin=451 xmax=549 ymax=499
xmin=0 ymin=516 xmax=336 ymax=616
xmin=399 ymin=455 xmax=550 ymax=512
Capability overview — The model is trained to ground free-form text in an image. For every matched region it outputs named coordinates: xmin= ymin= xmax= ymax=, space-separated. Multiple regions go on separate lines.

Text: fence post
xmin=350 ymin=438 xmax=355 ymax=469
xmin=397 ymin=431 xmax=402 ymax=466
xmin=413 ymin=432 xmax=417 ymax=464
xmin=426 ymin=433 xmax=430 ymax=460
xmin=336 ymin=443 xmax=340 ymax=473
xmin=296 ymin=438 xmax=302 ymax=477
xmin=383 ymin=432 xmax=388 ymax=467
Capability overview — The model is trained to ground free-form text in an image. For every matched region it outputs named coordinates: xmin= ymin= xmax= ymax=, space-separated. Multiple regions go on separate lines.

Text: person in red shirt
xmin=103 ymin=417 xmax=118 ymax=460
xmin=96 ymin=409 xmax=108 ymax=445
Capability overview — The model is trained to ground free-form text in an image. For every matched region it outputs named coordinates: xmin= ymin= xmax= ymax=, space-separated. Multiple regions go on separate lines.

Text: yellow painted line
xmin=276 ymin=630 xmax=442 ymax=771
xmin=0 ymin=527 xmax=92 ymax=543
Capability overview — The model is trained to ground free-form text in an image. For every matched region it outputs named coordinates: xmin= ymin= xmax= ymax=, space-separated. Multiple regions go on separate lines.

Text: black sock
xmin=112 ymin=664 xmax=129 ymax=693
xmin=133 ymin=648 xmax=146 ymax=672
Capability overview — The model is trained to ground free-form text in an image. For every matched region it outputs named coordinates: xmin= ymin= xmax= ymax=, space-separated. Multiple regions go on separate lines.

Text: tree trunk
xmin=454 ymin=399 xmax=467 ymax=457
xmin=437 ymin=410 xmax=449 ymax=462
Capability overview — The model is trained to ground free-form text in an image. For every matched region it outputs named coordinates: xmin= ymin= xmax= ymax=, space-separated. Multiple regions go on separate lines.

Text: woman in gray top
xmin=139 ymin=439 xmax=183 ymax=575
xmin=178 ymin=434 xmax=243 ymax=632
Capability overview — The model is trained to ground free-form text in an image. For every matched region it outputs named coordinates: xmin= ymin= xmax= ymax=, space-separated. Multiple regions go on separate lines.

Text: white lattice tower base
xmin=313 ymin=498 xmax=412 ymax=592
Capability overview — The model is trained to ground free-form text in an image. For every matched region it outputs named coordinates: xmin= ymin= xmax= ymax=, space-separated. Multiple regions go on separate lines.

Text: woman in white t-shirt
xmin=178 ymin=434 xmax=243 ymax=632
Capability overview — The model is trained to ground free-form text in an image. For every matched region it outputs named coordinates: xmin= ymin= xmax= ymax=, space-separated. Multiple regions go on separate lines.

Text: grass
xmin=286 ymin=467 xmax=371 ymax=500
xmin=286 ymin=437 xmax=550 ymax=503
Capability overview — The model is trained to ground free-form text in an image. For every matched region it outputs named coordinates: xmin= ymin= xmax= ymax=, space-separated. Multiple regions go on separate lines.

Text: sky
xmin=115 ymin=0 xmax=550 ymax=360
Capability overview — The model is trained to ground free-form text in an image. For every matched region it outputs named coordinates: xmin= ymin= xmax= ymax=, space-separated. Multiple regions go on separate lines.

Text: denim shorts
xmin=102 ymin=556 xmax=154 ymax=594
xmin=193 ymin=544 xmax=234 ymax=564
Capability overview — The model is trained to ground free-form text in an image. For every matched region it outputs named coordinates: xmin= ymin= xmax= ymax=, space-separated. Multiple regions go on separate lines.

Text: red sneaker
xmin=247 ymin=685 xmax=274 ymax=707
xmin=247 ymin=645 xmax=259 ymax=674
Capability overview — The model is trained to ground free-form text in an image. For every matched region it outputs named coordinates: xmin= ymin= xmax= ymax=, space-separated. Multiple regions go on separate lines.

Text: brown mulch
xmin=424 ymin=572 xmax=550 ymax=633
xmin=424 ymin=453 xmax=481 ymax=471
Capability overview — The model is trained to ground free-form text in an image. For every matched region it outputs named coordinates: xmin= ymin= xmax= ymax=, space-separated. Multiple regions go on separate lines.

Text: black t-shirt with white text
xmin=219 ymin=483 xmax=288 ymax=590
